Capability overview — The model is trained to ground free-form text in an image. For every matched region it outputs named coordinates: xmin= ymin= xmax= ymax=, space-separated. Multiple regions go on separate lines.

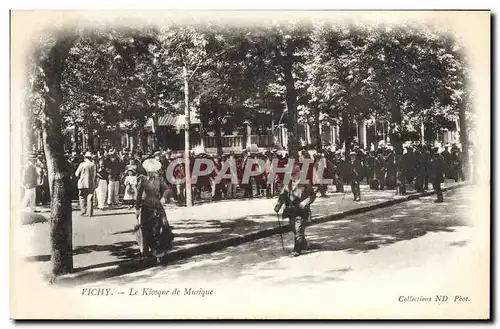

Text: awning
xmin=158 ymin=114 xmax=178 ymax=126
xmin=176 ymin=113 xmax=201 ymax=126
xmin=146 ymin=113 xmax=200 ymax=129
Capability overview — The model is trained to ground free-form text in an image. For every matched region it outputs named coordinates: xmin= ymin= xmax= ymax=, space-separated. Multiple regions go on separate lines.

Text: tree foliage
xmin=26 ymin=20 xmax=471 ymax=154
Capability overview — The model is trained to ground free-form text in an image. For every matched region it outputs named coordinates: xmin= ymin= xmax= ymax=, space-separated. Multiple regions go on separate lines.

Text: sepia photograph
xmin=9 ymin=9 xmax=490 ymax=319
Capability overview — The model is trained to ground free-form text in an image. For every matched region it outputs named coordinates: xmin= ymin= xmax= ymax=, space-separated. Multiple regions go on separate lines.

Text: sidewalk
xmin=20 ymin=181 xmax=465 ymax=279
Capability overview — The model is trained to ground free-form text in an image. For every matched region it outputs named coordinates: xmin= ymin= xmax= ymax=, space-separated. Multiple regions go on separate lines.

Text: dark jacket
xmin=23 ymin=163 xmax=38 ymax=189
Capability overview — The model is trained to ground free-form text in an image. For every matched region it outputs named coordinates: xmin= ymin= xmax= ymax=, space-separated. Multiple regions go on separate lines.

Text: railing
xmin=203 ymin=135 xmax=275 ymax=149
xmin=250 ymin=135 xmax=274 ymax=147
xmin=203 ymin=135 xmax=244 ymax=148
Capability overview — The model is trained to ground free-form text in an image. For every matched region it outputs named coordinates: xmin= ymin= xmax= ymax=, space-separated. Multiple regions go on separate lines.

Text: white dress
xmin=123 ymin=175 xmax=138 ymax=201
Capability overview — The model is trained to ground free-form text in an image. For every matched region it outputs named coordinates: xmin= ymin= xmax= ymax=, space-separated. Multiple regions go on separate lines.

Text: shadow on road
xmin=30 ymin=214 xmax=280 ymax=286
xmin=124 ymin=188 xmax=470 ymax=285
xmin=42 ymin=187 xmax=470 ymax=286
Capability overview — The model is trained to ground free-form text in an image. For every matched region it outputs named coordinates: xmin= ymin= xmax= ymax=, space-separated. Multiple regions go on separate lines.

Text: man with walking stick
xmin=274 ymin=151 xmax=317 ymax=257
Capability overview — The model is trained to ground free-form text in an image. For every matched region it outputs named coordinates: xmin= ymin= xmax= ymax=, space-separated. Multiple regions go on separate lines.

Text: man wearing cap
xmin=75 ymin=151 xmax=97 ymax=217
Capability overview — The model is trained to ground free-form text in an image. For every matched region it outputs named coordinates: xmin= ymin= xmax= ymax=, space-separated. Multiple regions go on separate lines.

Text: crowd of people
xmin=19 ymin=142 xmax=468 ymax=258
xmin=20 ymin=141 xmax=467 ymax=214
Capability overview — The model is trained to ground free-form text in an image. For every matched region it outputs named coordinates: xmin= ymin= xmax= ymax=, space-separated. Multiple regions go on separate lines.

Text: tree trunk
xmin=40 ymin=35 xmax=76 ymax=277
xmin=312 ymin=110 xmax=322 ymax=150
xmin=282 ymin=47 xmax=299 ymax=156
xmin=183 ymin=65 xmax=192 ymax=207
xmin=458 ymin=99 xmax=469 ymax=179
xmin=420 ymin=121 xmax=425 ymax=145
xmin=388 ymin=87 xmax=403 ymax=156
xmin=136 ymin=122 xmax=147 ymax=153
xmin=23 ymin=114 xmax=34 ymax=153
xmin=390 ymin=117 xmax=403 ymax=155
xmin=340 ymin=111 xmax=351 ymax=158
xmin=387 ymin=86 xmax=405 ymax=193
xmin=215 ymin=121 xmax=223 ymax=156
xmin=96 ymin=133 xmax=101 ymax=151
xmin=151 ymin=112 xmax=159 ymax=151
xmin=199 ymin=120 xmax=205 ymax=149
xmin=88 ymin=127 xmax=95 ymax=152
xmin=74 ymin=123 xmax=79 ymax=153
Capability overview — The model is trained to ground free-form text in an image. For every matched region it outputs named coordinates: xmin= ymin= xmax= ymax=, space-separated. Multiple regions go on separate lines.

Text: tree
xmin=306 ymin=22 xmax=378 ymax=155
xmin=32 ymin=32 xmax=78 ymax=276
xmin=241 ymin=21 xmax=312 ymax=155
xmin=195 ymin=25 xmax=266 ymax=154
xmin=28 ymin=27 xmax=163 ymax=276
xmin=152 ymin=24 xmax=210 ymax=207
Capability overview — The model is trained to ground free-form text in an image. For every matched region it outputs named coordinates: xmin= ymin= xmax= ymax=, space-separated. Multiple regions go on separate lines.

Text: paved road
xmin=20 ymin=185 xmax=488 ymax=319
xmin=69 ymin=185 xmax=488 ymax=319
xmin=86 ymin=185 xmax=486 ymax=286
xmin=20 ymin=183 xmax=459 ymax=271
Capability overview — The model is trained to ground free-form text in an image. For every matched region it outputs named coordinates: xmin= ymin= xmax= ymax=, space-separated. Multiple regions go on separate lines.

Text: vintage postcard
xmin=10 ymin=10 xmax=490 ymax=319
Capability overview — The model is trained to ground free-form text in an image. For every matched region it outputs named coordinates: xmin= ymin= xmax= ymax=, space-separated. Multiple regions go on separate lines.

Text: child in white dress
xmin=123 ymin=167 xmax=138 ymax=209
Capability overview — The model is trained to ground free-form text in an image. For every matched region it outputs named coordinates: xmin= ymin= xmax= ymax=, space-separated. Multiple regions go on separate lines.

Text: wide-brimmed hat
xmin=193 ymin=145 xmax=207 ymax=155
xmin=84 ymin=151 xmax=93 ymax=158
xmin=126 ymin=166 xmax=137 ymax=174
xmin=246 ymin=144 xmax=259 ymax=154
xmin=142 ymin=159 xmax=162 ymax=172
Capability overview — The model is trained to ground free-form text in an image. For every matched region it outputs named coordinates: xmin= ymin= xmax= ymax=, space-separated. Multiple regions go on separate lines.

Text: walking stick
xmin=276 ymin=212 xmax=286 ymax=252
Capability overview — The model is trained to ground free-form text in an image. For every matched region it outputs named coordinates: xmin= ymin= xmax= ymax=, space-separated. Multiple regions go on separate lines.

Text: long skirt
xmin=134 ymin=205 xmax=174 ymax=259
xmin=96 ymin=179 xmax=108 ymax=209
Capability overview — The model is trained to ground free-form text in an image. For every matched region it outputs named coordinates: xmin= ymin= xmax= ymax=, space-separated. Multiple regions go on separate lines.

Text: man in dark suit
xmin=430 ymin=147 xmax=445 ymax=203
xmin=274 ymin=152 xmax=317 ymax=256
xmin=348 ymin=151 xmax=363 ymax=201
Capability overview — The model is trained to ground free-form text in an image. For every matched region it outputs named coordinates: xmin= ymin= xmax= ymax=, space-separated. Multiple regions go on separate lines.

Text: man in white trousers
xmin=21 ymin=154 xmax=38 ymax=212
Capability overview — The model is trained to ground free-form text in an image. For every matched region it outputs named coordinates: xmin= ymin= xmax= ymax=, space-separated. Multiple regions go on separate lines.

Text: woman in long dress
xmin=134 ymin=159 xmax=174 ymax=262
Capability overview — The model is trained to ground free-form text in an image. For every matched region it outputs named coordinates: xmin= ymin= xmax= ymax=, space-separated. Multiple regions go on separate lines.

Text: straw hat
xmin=247 ymin=144 xmax=259 ymax=154
xmin=193 ymin=145 xmax=207 ymax=155
xmin=142 ymin=159 xmax=162 ymax=172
